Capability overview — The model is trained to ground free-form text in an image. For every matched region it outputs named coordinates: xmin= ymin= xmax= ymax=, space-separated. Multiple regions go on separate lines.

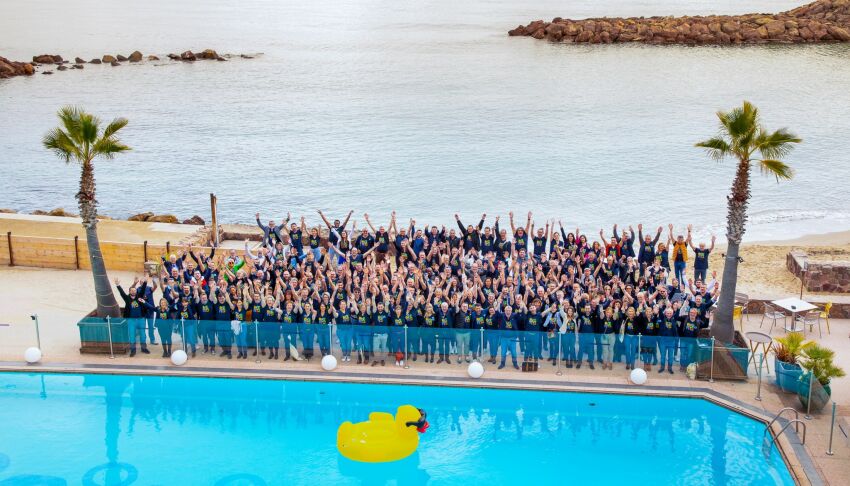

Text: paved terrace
xmin=0 ymin=266 xmax=848 ymax=485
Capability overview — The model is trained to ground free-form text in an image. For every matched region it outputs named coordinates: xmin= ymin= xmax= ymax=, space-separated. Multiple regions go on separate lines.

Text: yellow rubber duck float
xmin=337 ymin=405 xmax=429 ymax=463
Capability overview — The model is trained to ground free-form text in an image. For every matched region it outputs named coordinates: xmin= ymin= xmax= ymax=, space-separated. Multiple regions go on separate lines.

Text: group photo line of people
xmin=113 ymin=210 xmax=720 ymax=375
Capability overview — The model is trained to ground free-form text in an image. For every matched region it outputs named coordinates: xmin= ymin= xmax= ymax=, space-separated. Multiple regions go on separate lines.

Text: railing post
xmin=180 ymin=317 xmax=186 ymax=353
xmin=827 ymin=402 xmax=836 ymax=455
xmin=166 ymin=241 xmax=170 ymax=255
xmin=143 ymin=240 xmax=148 ymax=262
xmin=32 ymin=313 xmax=42 ymax=350
xmin=638 ymin=333 xmax=642 ymax=367
xmin=329 ymin=323 xmax=334 ymax=357
xmin=254 ymin=321 xmax=261 ymax=364
xmin=106 ymin=315 xmax=115 ymax=359
xmin=6 ymin=231 xmax=13 ymax=266
xmin=403 ymin=325 xmax=409 ymax=369
xmin=479 ymin=326 xmax=484 ymax=363
xmin=755 ymin=352 xmax=763 ymax=401
xmin=74 ymin=236 xmax=80 ymax=269
xmin=709 ymin=337 xmax=716 ymax=383
xmin=805 ymin=371 xmax=814 ymax=420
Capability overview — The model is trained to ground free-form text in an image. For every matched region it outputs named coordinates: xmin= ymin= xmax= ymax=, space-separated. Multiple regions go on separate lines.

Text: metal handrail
xmin=770 ymin=420 xmax=807 ymax=446
xmin=764 ymin=407 xmax=800 ymax=436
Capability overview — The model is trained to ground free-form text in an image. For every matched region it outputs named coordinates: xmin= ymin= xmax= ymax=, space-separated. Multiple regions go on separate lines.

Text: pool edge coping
xmin=0 ymin=361 xmax=820 ymax=486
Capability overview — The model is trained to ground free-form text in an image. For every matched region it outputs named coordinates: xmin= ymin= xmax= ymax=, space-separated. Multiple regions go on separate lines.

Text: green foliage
xmin=799 ymin=344 xmax=846 ymax=386
xmin=42 ymin=106 xmax=130 ymax=165
xmin=695 ymin=100 xmax=801 ymax=180
xmin=773 ymin=332 xmax=814 ymax=364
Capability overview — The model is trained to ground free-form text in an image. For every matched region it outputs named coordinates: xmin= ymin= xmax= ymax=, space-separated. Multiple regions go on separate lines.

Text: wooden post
xmin=166 ymin=241 xmax=170 ymax=255
xmin=210 ymin=193 xmax=219 ymax=246
xmin=143 ymin=240 xmax=148 ymax=262
xmin=74 ymin=235 xmax=80 ymax=269
xmin=6 ymin=232 xmax=12 ymax=266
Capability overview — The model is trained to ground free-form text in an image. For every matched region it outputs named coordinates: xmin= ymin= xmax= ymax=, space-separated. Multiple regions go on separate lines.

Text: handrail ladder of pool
xmin=765 ymin=407 xmax=801 ymax=436
xmin=772 ymin=420 xmax=808 ymax=446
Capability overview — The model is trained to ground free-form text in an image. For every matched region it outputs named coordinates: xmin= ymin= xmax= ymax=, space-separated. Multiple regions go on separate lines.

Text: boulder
xmin=0 ymin=208 xmax=17 ymax=214
xmin=240 ymin=54 xmax=254 ymax=59
xmin=147 ymin=55 xmax=160 ymax=61
xmin=148 ymin=214 xmax=180 ymax=224
xmin=180 ymin=50 xmax=196 ymax=61
xmin=0 ymin=57 xmax=35 ymax=78
xmin=198 ymin=49 xmax=219 ymax=59
xmin=128 ymin=50 xmax=143 ymax=62
xmin=51 ymin=55 xmax=63 ymax=63
xmin=90 ymin=58 xmax=102 ymax=64
xmin=32 ymin=54 xmax=55 ymax=64
xmin=216 ymin=56 xmax=227 ymax=61
xmin=167 ymin=53 xmax=180 ymax=60
xmin=102 ymin=55 xmax=116 ymax=63
xmin=74 ymin=57 xmax=85 ymax=64
xmin=127 ymin=212 xmax=154 ymax=222
xmin=828 ymin=25 xmax=850 ymax=40
xmin=57 ymin=65 xmax=68 ymax=71
xmin=110 ymin=61 xmax=120 ymax=66
xmin=47 ymin=208 xmax=76 ymax=217
xmin=42 ymin=71 xmax=53 ymax=75
xmin=116 ymin=54 xmax=128 ymax=61
xmin=765 ymin=20 xmax=786 ymax=37
xmin=31 ymin=210 xmax=49 ymax=215
xmin=182 ymin=215 xmax=206 ymax=225
xmin=531 ymin=28 xmax=546 ymax=39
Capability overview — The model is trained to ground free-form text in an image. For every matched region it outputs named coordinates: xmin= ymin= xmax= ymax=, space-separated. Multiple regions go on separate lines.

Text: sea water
xmin=1 ymin=0 xmax=850 ymax=241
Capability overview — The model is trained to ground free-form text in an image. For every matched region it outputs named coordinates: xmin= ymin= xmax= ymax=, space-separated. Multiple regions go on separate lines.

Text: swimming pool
xmin=0 ymin=372 xmax=794 ymax=485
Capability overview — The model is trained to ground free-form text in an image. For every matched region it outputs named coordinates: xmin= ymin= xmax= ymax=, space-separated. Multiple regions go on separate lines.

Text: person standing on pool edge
xmin=116 ymin=278 xmax=150 ymax=357
xmin=656 ymin=307 xmax=679 ymax=374
xmin=497 ymin=304 xmax=521 ymax=370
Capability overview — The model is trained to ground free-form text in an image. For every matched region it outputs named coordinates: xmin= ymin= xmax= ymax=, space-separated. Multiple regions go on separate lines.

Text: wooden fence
xmin=1 ymin=232 xmax=241 ymax=273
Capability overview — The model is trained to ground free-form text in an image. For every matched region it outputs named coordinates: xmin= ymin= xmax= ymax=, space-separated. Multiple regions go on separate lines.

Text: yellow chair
xmin=733 ymin=305 xmax=744 ymax=333
xmin=818 ymin=302 xmax=832 ymax=334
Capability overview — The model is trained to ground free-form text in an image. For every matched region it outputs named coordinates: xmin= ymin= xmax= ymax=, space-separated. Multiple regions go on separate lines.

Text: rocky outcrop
xmin=32 ymin=54 xmax=61 ymax=64
xmin=508 ymin=0 xmax=850 ymax=45
xmin=128 ymin=51 xmax=143 ymax=62
xmin=147 ymin=55 xmax=160 ymax=61
xmin=148 ymin=214 xmax=180 ymax=224
xmin=102 ymin=54 xmax=116 ymax=63
xmin=180 ymin=50 xmax=197 ymax=61
xmin=90 ymin=58 xmax=102 ymax=64
xmin=74 ymin=57 xmax=85 ymax=64
xmin=0 ymin=56 xmax=35 ymax=79
xmin=47 ymin=208 xmax=78 ymax=217
xmin=116 ymin=54 xmax=128 ymax=62
xmin=128 ymin=212 xmax=154 ymax=222
xmin=182 ymin=215 xmax=206 ymax=225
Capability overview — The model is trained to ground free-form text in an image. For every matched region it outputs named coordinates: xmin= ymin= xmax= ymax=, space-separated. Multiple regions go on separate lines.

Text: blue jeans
xmin=625 ymin=335 xmax=638 ymax=367
xmin=561 ymin=333 xmax=576 ymax=362
xmin=674 ymin=261 xmax=686 ymax=283
xmin=127 ymin=318 xmax=147 ymax=348
xmin=499 ymin=335 xmax=518 ymax=364
xmin=236 ymin=322 xmax=248 ymax=348
xmin=578 ymin=334 xmax=595 ymax=363
xmin=182 ymin=321 xmax=197 ymax=351
xmin=660 ymin=338 xmax=677 ymax=368
xmin=337 ymin=326 xmax=353 ymax=356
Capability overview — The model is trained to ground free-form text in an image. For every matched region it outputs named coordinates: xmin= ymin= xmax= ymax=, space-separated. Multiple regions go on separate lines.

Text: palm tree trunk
xmin=79 ymin=160 xmax=121 ymax=318
xmin=711 ymin=160 xmax=750 ymax=343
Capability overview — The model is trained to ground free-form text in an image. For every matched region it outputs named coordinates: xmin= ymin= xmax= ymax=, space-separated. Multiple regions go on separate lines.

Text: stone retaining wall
xmin=787 ymin=249 xmax=850 ymax=293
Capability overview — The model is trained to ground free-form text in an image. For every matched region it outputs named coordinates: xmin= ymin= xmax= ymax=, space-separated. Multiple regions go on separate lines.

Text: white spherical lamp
xmin=171 ymin=349 xmax=188 ymax=366
xmin=467 ymin=361 xmax=485 ymax=379
xmin=630 ymin=368 xmax=647 ymax=385
xmin=24 ymin=347 xmax=42 ymax=364
xmin=321 ymin=355 xmax=338 ymax=371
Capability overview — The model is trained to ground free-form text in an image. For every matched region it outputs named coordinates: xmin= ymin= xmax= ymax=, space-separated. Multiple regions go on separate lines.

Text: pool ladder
xmin=764 ymin=407 xmax=807 ymax=445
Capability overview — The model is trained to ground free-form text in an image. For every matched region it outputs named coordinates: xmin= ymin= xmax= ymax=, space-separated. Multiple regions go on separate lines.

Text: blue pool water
xmin=0 ymin=372 xmax=793 ymax=485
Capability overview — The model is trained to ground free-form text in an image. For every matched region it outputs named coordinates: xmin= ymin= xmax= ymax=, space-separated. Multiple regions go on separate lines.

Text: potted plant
xmin=798 ymin=344 xmax=846 ymax=413
xmin=773 ymin=332 xmax=813 ymax=393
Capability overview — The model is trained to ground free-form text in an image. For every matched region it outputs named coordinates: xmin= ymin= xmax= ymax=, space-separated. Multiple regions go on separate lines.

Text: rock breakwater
xmin=508 ymin=0 xmax=850 ymax=45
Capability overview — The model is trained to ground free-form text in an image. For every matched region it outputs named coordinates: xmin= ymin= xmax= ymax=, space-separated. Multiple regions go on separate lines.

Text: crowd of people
xmin=115 ymin=211 xmax=719 ymax=375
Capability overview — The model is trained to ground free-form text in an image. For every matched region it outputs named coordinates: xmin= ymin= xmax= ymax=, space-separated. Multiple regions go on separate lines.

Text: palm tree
xmin=696 ymin=101 xmax=800 ymax=343
xmin=43 ymin=106 xmax=130 ymax=317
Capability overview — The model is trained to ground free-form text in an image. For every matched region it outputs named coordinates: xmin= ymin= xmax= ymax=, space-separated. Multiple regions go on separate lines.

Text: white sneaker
xmin=395 ymin=360 xmax=400 ymax=366
xmin=400 ymin=360 xmax=405 ymax=367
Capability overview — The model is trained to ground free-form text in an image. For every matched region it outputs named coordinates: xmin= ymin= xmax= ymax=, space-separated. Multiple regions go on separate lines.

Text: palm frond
xmin=758 ymin=159 xmax=794 ymax=180
xmin=92 ymin=137 xmax=131 ymax=158
xmin=58 ymin=106 xmax=84 ymax=145
xmin=757 ymin=128 xmax=802 ymax=159
xmin=42 ymin=127 xmax=82 ymax=164
xmin=695 ymin=137 xmax=731 ymax=161
xmin=102 ymin=118 xmax=128 ymax=139
xmin=79 ymin=112 xmax=101 ymax=145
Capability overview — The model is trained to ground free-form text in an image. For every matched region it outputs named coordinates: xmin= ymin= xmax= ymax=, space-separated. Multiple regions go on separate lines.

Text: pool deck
xmin=1 ymin=267 xmax=849 ymax=485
